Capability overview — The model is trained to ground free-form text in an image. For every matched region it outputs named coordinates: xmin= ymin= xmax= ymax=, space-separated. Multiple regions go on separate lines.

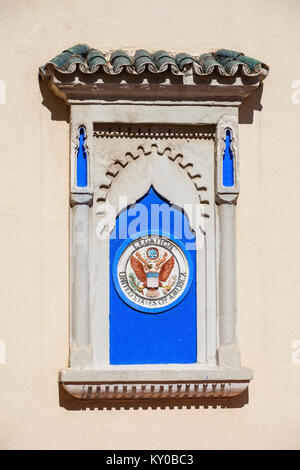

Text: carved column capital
xmin=215 ymin=193 xmax=239 ymax=206
xmin=70 ymin=191 xmax=93 ymax=207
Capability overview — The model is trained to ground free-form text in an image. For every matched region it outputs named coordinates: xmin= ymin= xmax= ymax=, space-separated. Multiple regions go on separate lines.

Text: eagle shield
xmin=130 ymin=249 xmax=175 ymax=297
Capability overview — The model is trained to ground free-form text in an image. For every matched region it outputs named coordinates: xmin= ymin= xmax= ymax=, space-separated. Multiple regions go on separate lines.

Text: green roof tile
xmin=198 ymin=53 xmax=220 ymax=73
xmin=215 ymin=49 xmax=263 ymax=72
xmin=237 ymin=55 xmax=262 ymax=72
xmin=133 ymin=50 xmax=155 ymax=72
xmin=153 ymin=50 xmax=177 ymax=71
xmin=216 ymin=49 xmax=243 ymax=60
xmin=175 ymin=53 xmax=195 ymax=71
xmin=39 ymin=44 xmax=269 ymax=79
xmin=86 ymin=49 xmax=107 ymax=72
xmin=49 ymin=44 xmax=89 ymax=69
xmin=110 ymin=50 xmax=132 ymax=73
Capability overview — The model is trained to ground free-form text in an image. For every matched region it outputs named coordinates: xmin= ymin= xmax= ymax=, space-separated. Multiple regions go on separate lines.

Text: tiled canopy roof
xmin=39 ymin=44 xmax=269 ymax=79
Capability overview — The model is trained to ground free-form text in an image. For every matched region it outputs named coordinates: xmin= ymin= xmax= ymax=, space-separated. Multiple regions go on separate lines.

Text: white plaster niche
xmin=39 ymin=46 xmax=269 ymax=403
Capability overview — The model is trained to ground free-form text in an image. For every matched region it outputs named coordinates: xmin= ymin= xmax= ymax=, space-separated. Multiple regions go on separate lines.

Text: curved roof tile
xmin=86 ymin=49 xmax=107 ymax=72
xmin=133 ymin=49 xmax=155 ymax=73
xmin=39 ymin=44 xmax=269 ymax=79
xmin=175 ymin=53 xmax=195 ymax=72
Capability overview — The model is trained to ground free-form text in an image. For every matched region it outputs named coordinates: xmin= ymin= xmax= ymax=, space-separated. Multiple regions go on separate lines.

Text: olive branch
xmin=129 ymin=273 xmax=142 ymax=292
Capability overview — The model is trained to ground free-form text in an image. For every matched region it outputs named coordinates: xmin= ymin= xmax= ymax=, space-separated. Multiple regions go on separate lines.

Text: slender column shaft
xmin=70 ymin=193 xmax=93 ymax=367
xmin=217 ymin=199 xmax=241 ymax=367
xmin=219 ymin=203 xmax=236 ymax=345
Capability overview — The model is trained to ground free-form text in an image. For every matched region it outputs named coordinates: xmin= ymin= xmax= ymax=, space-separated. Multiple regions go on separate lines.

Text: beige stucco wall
xmin=0 ymin=0 xmax=300 ymax=450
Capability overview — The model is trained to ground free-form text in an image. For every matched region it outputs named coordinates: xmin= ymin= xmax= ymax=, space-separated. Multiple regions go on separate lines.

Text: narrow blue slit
xmin=77 ymin=127 xmax=88 ymax=187
xmin=223 ymin=129 xmax=234 ymax=187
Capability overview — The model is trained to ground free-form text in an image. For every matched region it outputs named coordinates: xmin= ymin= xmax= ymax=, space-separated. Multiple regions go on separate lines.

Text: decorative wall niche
xmin=39 ymin=45 xmax=269 ymax=403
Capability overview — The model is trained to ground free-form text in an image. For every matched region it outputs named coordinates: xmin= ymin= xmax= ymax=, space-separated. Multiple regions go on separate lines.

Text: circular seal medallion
xmin=112 ymin=233 xmax=193 ymax=313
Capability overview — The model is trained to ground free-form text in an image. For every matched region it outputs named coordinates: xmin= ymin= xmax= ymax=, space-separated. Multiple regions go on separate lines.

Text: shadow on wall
xmin=239 ymin=83 xmax=264 ymax=124
xmin=39 ymin=75 xmax=70 ymax=123
xmin=58 ymin=384 xmax=249 ymax=411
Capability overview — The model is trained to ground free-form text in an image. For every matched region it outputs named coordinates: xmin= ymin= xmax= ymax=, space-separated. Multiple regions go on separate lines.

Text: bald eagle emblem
xmin=130 ymin=248 xmax=175 ymax=298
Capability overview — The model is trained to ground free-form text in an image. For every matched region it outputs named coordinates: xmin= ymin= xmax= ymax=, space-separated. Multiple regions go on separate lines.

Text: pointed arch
xmin=96 ymin=143 xmax=210 ymax=211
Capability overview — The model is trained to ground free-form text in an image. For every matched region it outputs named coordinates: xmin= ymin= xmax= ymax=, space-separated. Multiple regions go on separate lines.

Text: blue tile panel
xmin=223 ymin=129 xmax=234 ymax=187
xmin=76 ymin=127 xmax=87 ymax=187
xmin=109 ymin=187 xmax=197 ymax=365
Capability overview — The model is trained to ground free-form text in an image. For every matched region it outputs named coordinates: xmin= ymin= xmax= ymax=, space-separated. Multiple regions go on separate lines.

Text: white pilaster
xmin=70 ymin=192 xmax=93 ymax=367
xmin=215 ymin=115 xmax=241 ymax=367
xmin=217 ymin=197 xmax=241 ymax=367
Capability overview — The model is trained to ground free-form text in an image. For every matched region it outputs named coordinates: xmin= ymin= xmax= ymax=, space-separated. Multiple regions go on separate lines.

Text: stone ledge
xmin=60 ymin=366 xmax=252 ymax=400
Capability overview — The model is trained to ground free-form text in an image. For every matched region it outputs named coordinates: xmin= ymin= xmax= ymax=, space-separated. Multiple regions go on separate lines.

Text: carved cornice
xmin=40 ymin=46 xmax=268 ymax=104
xmin=94 ymin=128 xmax=215 ymax=140
xmin=62 ymin=381 xmax=249 ymax=400
xmin=48 ymin=79 xmax=264 ymax=104
xmin=60 ymin=366 xmax=253 ymax=403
